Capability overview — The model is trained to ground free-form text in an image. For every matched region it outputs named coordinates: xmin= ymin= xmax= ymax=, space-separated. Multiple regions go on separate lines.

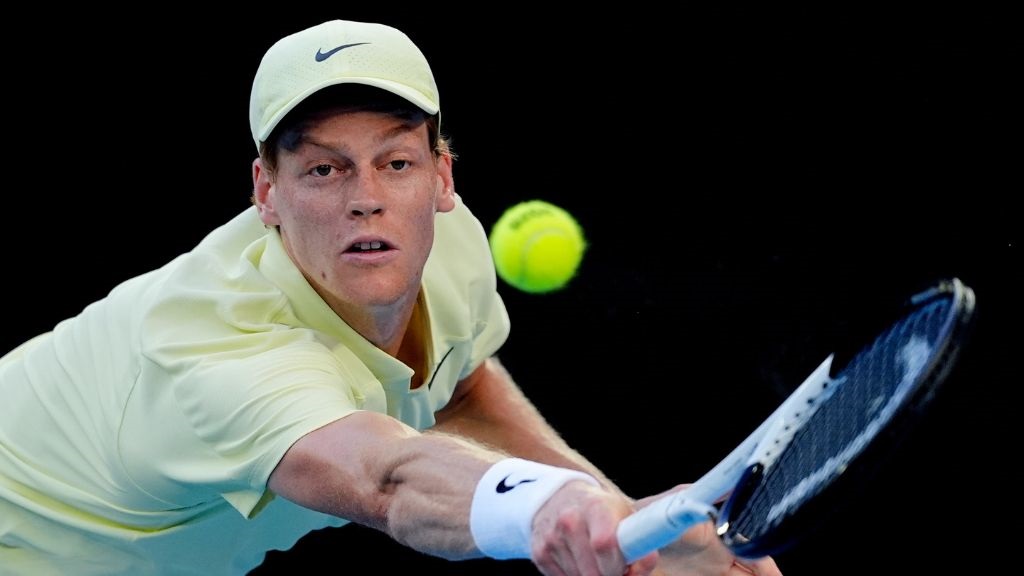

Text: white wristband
xmin=469 ymin=458 xmax=600 ymax=559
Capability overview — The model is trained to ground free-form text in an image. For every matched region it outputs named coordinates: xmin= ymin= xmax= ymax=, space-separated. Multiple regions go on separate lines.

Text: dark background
xmin=6 ymin=7 xmax=1017 ymax=575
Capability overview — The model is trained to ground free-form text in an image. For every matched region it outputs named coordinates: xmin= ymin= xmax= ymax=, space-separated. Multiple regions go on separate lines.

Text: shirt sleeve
xmin=128 ymin=330 xmax=371 ymax=518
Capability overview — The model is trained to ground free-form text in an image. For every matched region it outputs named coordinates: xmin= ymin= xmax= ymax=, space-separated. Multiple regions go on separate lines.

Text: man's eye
xmin=389 ymin=160 xmax=409 ymax=171
xmin=313 ymin=165 xmax=333 ymax=176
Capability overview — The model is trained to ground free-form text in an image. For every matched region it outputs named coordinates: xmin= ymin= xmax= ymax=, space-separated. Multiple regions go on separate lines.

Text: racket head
xmin=715 ymin=278 xmax=976 ymax=558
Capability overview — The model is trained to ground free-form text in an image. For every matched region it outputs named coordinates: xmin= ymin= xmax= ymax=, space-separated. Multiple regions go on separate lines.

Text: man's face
xmin=254 ymin=110 xmax=455 ymax=315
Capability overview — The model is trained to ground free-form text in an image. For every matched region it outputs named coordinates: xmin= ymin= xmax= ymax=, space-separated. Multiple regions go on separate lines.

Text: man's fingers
xmin=625 ymin=551 xmax=659 ymax=576
xmin=733 ymin=555 xmax=783 ymax=576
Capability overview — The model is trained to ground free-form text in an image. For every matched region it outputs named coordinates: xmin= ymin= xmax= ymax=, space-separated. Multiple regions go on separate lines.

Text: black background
xmin=5 ymin=7 xmax=1017 ymax=575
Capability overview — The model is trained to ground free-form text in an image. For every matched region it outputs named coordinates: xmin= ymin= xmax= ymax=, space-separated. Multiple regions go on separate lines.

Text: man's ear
xmin=436 ymin=153 xmax=456 ymax=213
xmin=252 ymin=158 xmax=281 ymax=226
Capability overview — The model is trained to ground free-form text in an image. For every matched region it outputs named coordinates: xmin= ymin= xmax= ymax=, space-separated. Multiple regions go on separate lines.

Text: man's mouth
xmin=347 ymin=241 xmax=391 ymax=253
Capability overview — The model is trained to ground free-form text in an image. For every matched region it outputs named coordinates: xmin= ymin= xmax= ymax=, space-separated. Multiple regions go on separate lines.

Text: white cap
xmin=249 ymin=20 xmax=440 ymax=148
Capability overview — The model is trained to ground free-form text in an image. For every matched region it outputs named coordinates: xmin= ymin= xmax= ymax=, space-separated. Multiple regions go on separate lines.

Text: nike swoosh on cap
xmin=315 ymin=42 xmax=370 ymax=62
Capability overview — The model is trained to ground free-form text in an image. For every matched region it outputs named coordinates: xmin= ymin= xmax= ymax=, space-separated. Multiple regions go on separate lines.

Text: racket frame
xmin=617 ymin=278 xmax=975 ymax=563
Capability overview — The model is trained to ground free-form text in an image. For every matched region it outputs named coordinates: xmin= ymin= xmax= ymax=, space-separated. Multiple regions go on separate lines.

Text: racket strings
xmin=725 ymin=297 xmax=954 ymax=542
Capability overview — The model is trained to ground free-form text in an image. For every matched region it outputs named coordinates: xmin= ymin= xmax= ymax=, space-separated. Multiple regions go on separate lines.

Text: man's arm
xmin=267 ymin=409 xmax=656 ymax=575
xmin=269 ymin=411 xmax=496 ymax=558
xmin=431 ymin=357 xmax=784 ymax=576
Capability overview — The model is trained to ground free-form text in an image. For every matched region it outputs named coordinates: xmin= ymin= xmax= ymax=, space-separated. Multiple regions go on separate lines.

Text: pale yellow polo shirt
xmin=0 ymin=195 xmax=510 ymax=575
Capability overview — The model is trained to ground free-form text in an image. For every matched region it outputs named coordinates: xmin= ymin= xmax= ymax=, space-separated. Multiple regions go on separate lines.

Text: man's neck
xmin=323 ymin=287 xmax=422 ymax=359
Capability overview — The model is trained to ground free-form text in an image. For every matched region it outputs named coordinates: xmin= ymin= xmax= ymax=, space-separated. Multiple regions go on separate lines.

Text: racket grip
xmin=617 ymin=490 xmax=716 ymax=564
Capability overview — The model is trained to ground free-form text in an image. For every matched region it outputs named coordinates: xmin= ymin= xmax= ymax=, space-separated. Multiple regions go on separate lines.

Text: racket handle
xmin=617 ymin=490 xmax=716 ymax=564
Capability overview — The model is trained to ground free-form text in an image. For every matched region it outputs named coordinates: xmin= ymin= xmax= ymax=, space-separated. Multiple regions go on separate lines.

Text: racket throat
xmin=717 ymin=463 xmax=766 ymax=544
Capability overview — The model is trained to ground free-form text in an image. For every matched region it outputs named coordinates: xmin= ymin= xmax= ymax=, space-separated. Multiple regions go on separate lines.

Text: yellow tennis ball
xmin=489 ymin=200 xmax=587 ymax=294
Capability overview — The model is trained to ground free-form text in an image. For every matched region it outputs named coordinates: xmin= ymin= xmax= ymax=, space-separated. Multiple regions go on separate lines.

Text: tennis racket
xmin=617 ymin=277 xmax=976 ymax=562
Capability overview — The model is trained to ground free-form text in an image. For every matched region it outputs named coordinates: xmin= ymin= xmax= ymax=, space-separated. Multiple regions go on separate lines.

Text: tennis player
xmin=0 ymin=19 xmax=781 ymax=576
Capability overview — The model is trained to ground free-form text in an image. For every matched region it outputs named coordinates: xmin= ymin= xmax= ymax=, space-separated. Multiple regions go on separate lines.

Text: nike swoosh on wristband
xmin=314 ymin=42 xmax=370 ymax=62
xmin=496 ymin=475 xmax=537 ymax=494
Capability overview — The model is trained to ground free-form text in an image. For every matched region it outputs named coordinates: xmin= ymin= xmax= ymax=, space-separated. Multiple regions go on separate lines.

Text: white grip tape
xmin=469 ymin=458 xmax=600 ymax=559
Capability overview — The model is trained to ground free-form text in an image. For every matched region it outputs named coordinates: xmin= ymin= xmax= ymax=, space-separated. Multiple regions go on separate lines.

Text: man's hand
xmin=648 ymin=521 xmax=782 ymax=576
xmin=531 ymin=480 xmax=659 ymax=576
xmin=635 ymin=486 xmax=783 ymax=576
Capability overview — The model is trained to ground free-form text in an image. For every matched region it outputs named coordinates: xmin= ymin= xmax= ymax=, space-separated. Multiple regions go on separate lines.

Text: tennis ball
xmin=489 ymin=200 xmax=587 ymax=294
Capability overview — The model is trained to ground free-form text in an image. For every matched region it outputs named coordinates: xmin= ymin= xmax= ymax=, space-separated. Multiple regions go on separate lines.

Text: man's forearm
xmin=270 ymin=410 xmax=632 ymax=569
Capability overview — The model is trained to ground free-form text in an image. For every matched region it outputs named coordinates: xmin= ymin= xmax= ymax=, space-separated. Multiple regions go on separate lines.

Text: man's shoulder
xmin=428 ymin=198 xmax=495 ymax=286
xmin=432 ymin=195 xmax=490 ymax=259
xmin=193 ymin=206 xmax=267 ymax=255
